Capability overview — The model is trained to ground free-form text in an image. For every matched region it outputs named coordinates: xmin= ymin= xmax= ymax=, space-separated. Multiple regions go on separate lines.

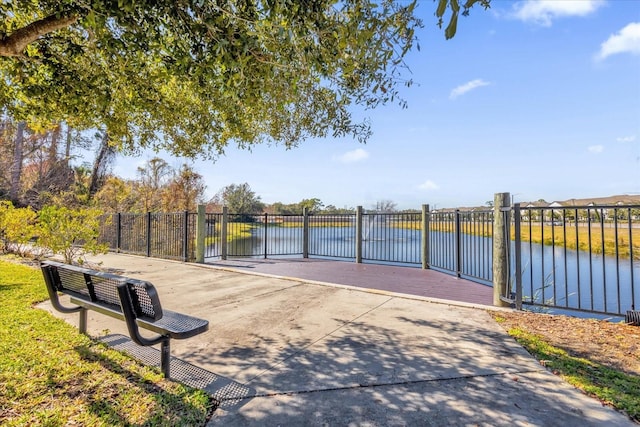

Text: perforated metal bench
xmin=40 ymin=260 xmax=209 ymax=378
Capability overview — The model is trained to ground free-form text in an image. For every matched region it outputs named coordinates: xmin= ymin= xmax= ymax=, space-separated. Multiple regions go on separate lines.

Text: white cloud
xmin=596 ymin=22 xmax=640 ymax=60
xmin=512 ymin=0 xmax=605 ymax=26
xmin=617 ymin=135 xmax=637 ymax=143
xmin=334 ymin=148 xmax=369 ymax=163
xmin=449 ymin=79 xmax=491 ymax=100
xmin=418 ymin=180 xmax=440 ymax=191
xmin=588 ymin=145 xmax=604 ymax=153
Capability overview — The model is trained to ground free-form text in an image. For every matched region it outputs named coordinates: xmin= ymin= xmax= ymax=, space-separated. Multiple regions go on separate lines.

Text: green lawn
xmin=0 ymin=257 xmax=213 ymax=426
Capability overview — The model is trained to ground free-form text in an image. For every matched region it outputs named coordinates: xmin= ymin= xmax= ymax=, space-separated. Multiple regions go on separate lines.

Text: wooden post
xmin=195 ymin=204 xmax=205 ymax=263
xmin=421 ymin=204 xmax=430 ymax=269
xmin=493 ymin=192 xmax=511 ymax=307
xmin=356 ymin=206 xmax=363 ymax=264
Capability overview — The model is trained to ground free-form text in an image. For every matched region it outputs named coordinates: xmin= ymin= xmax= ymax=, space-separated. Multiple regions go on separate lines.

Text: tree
xmin=9 ymin=121 xmax=25 ymax=204
xmin=298 ymin=198 xmax=325 ymax=214
xmin=135 ymin=157 xmax=173 ymax=212
xmin=220 ymin=183 xmax=264 ymax=214
xmin=270 ymin=198 xmax=325 ymax=214
xmin=0 ymin=1 xmax=489 ymax=159
xmin=322 ymin=204 xmax=355 ymax=214
xmin=161 ymin=165 xmax=206 ymax=212
xmin=373 ymin=199 xmax=397 ymax=212
xmin=0 ymin=117 xmax=73 ymax=207
xmin=93 ymin=176 xmax=134 ymax=213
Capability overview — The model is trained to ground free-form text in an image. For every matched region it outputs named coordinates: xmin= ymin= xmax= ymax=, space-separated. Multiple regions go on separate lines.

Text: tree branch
xmin=0 ymin=14 xmax=79 ymax=57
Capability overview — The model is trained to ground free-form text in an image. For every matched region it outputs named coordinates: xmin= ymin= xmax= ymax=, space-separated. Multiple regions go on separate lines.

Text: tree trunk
xmin=9 ymin=121 xmax=26 ymax=204
xmin=64 ymin=124 xmax=72 ymax=164
xmin=48 ymin=123 xmax=61 ymax=163
xmin=89 ymin=132 xmax=115 ymax=197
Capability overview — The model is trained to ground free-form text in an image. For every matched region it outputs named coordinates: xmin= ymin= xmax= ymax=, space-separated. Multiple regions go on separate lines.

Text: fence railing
xmin=429 ymin=209 xmax=494 ymax=284
xmin=97 ymin=198 xmax=640 ymax=318
xmin=199 ymin=207 xmax=495 ymax=285
xmin=99 ymin=212 xmax=196 ymax=261
xmin=514 ymin=203 xmax=639 ymax=317
xmin=98 ymin=207 xmax=499 ymax=287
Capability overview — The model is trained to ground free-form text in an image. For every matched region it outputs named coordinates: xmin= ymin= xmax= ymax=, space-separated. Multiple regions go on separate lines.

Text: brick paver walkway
xmin=205 ymin=258 xmax=494 ymax=306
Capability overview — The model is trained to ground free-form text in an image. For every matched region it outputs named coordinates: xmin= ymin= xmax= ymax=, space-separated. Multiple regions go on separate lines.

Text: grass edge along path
xmin=0 ymin=257 xmax=214 ymax=426
xmin=490 ymin=312 xmax=640 ymax=423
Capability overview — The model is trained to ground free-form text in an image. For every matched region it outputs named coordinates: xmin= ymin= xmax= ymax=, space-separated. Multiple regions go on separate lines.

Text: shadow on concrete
xmin=180 ymin=304 xmax=629 ymax=426
xmin=100 ymin=334 xmax=255 ymax=411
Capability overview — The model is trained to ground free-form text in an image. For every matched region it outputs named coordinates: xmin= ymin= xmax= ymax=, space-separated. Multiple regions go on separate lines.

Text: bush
xmin=0 ymin=201 xmax=41 ymax=257
xmin=37 ymin=205 xmax=109 ymax=264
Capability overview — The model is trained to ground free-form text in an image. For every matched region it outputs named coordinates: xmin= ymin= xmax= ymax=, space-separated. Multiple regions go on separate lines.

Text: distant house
xmin=436 ymin=195 xmax=640 ymax=223
xmin=517 ymin=195 xmax=640 ymax=222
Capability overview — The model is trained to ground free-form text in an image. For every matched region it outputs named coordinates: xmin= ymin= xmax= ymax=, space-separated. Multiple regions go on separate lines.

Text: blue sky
xmin=110 ymin=0 xmax=640 ymax=210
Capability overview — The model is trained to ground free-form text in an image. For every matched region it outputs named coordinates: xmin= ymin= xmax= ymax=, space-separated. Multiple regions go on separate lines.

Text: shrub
xmin=0 ymin=201 xmax=41 ymax=257
xmin=37 ymin=205 xmax=109 ymax=264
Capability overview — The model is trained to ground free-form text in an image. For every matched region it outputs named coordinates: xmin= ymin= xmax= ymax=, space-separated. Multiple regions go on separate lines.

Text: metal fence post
xmin=356 ymin=206 xmax=363 ymax=264
xmin=303 ymin=207 xmax=309 ymax=259
xmin=493 ymin=192 xmax=511 ymax=307
xmin=221 ymin=206 xmax=228 ymax=260
xmin=146 ymin=211 xmax=152 ymax=257
xmin=455 ymin=209 xmax=461 ymax=278
xmin=514 ymin=202 xmax=522 ymax=310
xmin=422 ymin=204 xmax=430 ymax=269
xmin=196 ymin=205 xmax=205 ymax=263
xmin=116 ymin=213 xmax=121 ymax=253
xmin=263 ymin=213 xmax=268 ymax=259
xmin=183 ymin=210 xmax=190 ymax=262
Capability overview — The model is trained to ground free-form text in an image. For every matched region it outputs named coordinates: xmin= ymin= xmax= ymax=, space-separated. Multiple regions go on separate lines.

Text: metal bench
xmin=40 ymin=260 xmax=209 ymax=378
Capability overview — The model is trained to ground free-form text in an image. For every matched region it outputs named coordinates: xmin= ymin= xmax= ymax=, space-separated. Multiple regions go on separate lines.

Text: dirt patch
xmin=490 ymin=310 xmax=640 ymax=377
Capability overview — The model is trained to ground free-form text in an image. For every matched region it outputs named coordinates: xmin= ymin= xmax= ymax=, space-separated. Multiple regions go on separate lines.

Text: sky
xmin=107 ymin=0 xmax=640 ymax=210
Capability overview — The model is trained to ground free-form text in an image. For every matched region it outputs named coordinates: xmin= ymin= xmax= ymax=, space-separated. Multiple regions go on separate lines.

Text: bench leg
xmin=160 ymin=340 xmax=170 ymax=378
xmin=79 ymin=308 xmax=87 ymax=334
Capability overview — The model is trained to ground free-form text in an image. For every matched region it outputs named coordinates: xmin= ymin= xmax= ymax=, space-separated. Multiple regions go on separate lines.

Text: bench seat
xmin=41 ymin=260 xmax=209 ymax=378
xmin=67 ymin=296 xmax=209 ymax=339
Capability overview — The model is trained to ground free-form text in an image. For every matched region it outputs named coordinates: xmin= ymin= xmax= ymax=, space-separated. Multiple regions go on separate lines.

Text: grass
xmin=393 ymin=220 xmax=640 ymax=260
xmin=0 ymin=257 xmax=214 ymax=426
xmin=493 ymin=316 xmax=640 ymax=422
xmin=517 ymin=224 xmax=640 ymax=260
xmin=204 ymin=222 xmax=253 ymax=245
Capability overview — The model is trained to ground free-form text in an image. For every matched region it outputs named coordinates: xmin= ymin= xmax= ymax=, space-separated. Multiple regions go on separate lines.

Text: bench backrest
xmin=41 ymin=261 xmax=163 ymax=321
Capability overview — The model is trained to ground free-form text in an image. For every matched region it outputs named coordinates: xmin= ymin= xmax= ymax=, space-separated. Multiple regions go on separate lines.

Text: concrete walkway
xmin=38 ymin=254 xmax=635 ymax=426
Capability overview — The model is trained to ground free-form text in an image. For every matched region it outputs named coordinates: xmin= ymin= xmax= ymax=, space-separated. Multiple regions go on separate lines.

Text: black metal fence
xmin=97 ymin=203 xmax=639 ymax=317
xmin=429 ymin=209 xmax=494 ymax=284
xmin=204 ymin=213 xmax=223 ymax=258
xmin=99 ymin=212 xmax=197 ymax=261
xmin=360 ymin=212 xmax=422 ymax=265
xmin=199 ymin=209 xmax=495 ymax=284
xmin=514 ymin=204 xmax=639 ymax=317
xmin=308 ymin=214 xmax=356 ymax=259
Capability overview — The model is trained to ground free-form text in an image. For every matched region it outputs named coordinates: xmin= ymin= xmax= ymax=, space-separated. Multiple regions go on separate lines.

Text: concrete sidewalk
xmin=38 ymin=254 xmax=634 ymax=426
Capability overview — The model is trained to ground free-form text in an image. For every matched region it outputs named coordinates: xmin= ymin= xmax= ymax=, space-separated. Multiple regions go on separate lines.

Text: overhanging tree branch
xmin=0 ymin=14 xmax=79 ymax=57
